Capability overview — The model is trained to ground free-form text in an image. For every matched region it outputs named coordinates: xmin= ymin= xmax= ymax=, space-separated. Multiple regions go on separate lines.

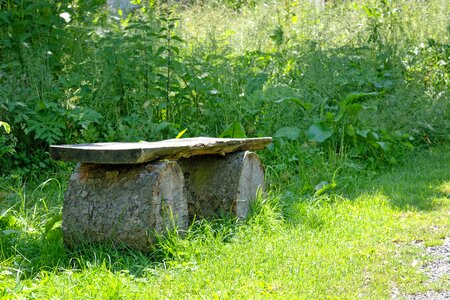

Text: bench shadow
xmin=344 ymin=147 xmax=449 ymax=212
xmin=0 ymin=214 xmax=240 ymax=281
xmin=278 ymin=147 xmax=449 ymax=230
xmin=65 ymin=215 xmax=239 ymax=277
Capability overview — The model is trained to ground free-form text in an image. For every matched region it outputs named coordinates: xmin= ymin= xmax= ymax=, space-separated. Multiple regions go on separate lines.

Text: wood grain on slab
xmin=50 ymin=137 xmax=272 ymax=164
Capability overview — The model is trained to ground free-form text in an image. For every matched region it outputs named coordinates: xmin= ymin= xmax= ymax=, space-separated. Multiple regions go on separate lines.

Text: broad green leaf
xmin=1 ymin=229 xmax=20 ymax=236
xmin=171 ymin=36 xmax=184 ymax=43
xmin=0 ymin=121 xmax=10 ymax=134
xmin=343 ymin=92 xmax=378 ymax=105
xmin=306 ymin=124 xmax=333 ymax=143
xmin=345 ymin=103 xmax=363 ymax=115
xmin=170 ymin=46 xmax=180 ymax=54
xmin=274 ymin=127 xmax=300 ymax=140
xmin=155 ymin=46 xmax=166 ymax=57
xmin=347 ymin=125 xmax=356 ymax=137
xmin=356 ymin=128 xmax=369 ymax=138
xmin=44 ymin=213 xmax=62 ymax=234
xmin=377 ymin=142 xmax=388 ymax=151
xmin=156 ymin=122 xmax=172 ymax=132
xmin=314 ymin=181 xmax=336 ymax=196
xmin=220 ymin=121 xmax=246 ymax=138
xmin=369 ymin=132 xmax=380 ymax=140
xmin=273 ymin=97 xmax=312 ymax=110
xmin=69 ymin=108 xmax=103 ymax=130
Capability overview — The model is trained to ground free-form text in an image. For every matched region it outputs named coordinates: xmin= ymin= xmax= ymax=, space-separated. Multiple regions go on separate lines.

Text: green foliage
xmin=306 ymin=92 xmax=394 ymax=160
xmin=0 ymin=0 xmax=448 ymax=175
xmin=361 ymin=0 xmax=402 ymax=47
xmin=274 ymin=127 xmax=300 ymax=140
xmin=0 ymin=0 xmax=106 ymax=174
xmin=220 ymin=121 xmax=247 ymax=138
xmin=217 ymin=0 xmax=263 ymax=11
xmin=306 ymin=123 xmax=333 ymax=143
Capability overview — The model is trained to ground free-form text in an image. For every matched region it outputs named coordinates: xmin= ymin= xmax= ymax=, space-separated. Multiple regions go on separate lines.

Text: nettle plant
xmin=76 ymin=5 xmax=193 ymax=142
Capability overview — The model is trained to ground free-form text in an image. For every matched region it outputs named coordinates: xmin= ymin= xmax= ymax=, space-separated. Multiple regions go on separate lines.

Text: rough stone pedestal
xmin=179 ymin=151 xmax=265 ymax=220
xmin=63 ymin=161 xmax=187 ymax=252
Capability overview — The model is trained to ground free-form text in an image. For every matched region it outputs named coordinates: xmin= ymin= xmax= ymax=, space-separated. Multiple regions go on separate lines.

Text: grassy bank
xmin=1 ymin=146 xmax=448 ymax=298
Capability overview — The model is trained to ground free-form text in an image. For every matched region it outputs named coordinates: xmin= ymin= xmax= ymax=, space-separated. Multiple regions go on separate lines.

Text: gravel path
xmin=392 ymin=238 xmax=450 ymax=300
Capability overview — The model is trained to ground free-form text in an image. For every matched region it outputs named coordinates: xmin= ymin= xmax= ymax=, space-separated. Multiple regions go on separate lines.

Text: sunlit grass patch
xmin=0 ymin=147 xmax=448 ymax=299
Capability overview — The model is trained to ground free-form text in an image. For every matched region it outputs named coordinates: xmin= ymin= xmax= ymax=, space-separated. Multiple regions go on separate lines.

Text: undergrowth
xmin=1 ymin=0 xmax=449 ymax=176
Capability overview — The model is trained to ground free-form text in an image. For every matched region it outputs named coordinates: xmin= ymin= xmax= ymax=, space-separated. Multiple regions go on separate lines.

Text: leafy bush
xmin=0 ymin=0 xmax=448 ymax=177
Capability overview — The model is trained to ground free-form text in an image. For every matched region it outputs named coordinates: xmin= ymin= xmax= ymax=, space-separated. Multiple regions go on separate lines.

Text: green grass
xmin=1 ymin=146 xmax=448 ymax=299
xmin=1 ymin=0 xmax=449 ymax=298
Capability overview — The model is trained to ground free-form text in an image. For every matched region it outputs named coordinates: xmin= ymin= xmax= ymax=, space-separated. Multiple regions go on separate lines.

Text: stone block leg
xmin=179 ymin=151 xmax=265 ymax=220
xmin=63 ymin=161 xmax=187 ymax=252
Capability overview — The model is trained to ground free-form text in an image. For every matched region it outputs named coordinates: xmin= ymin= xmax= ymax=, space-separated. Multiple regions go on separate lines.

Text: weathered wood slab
xmin=50 ymin=137 xmax=272 ymax=164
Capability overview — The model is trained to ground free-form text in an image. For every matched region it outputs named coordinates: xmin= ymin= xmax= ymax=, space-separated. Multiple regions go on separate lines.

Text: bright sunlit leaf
xmin=0 ymin=121 xmax=11 ymax=134
xmin=176 ymin=128 xmax=187 ymax=139
xmin=59 ymin=12 xmax=71 ymax=23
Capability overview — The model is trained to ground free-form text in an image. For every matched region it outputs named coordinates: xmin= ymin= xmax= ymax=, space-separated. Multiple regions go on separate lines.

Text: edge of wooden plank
xmin=50 ymin=137 xmax=273 ymax=164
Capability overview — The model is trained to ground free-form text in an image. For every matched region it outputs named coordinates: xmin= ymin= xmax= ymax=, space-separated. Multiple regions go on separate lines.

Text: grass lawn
xmin=0 ymin=146 xmax=449 ymax=299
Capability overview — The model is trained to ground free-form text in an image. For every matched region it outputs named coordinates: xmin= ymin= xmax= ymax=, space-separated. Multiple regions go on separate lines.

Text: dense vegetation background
xmin=1 ymin=0 xmax=448 ymax=179
xmin=0 ymin=0 xmax=449 ymax=298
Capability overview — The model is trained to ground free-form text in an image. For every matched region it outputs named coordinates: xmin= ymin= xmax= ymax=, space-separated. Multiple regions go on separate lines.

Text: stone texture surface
xmin=179 ymin=151 xmax=264 ymax=220
xmin=63 ymin=161 xmax=187 ymax=251
xmin=50 ymin=137 xmax=272 ymax=164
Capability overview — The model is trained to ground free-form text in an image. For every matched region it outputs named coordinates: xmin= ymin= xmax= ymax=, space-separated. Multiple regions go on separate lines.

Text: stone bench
xmin=50 ymin=137 xmax=272 ymax=251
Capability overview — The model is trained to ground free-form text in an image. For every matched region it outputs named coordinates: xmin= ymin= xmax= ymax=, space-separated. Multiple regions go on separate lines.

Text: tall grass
xmin=1 ymin=146 xmax=449 ymax=298
xmin=173 ymin=0 xmax=449 ymax=159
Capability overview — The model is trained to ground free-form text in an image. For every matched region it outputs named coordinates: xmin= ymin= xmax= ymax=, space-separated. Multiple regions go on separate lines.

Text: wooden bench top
xmin=50 ymin=137 xmax=272 ymax=164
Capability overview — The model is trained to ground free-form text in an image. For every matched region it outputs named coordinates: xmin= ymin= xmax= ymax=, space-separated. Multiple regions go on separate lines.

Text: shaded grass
xmin=1 ymin=146 xmax=449 ymax=298
xmin=346 ymin=145 xmax=450 ymax=211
